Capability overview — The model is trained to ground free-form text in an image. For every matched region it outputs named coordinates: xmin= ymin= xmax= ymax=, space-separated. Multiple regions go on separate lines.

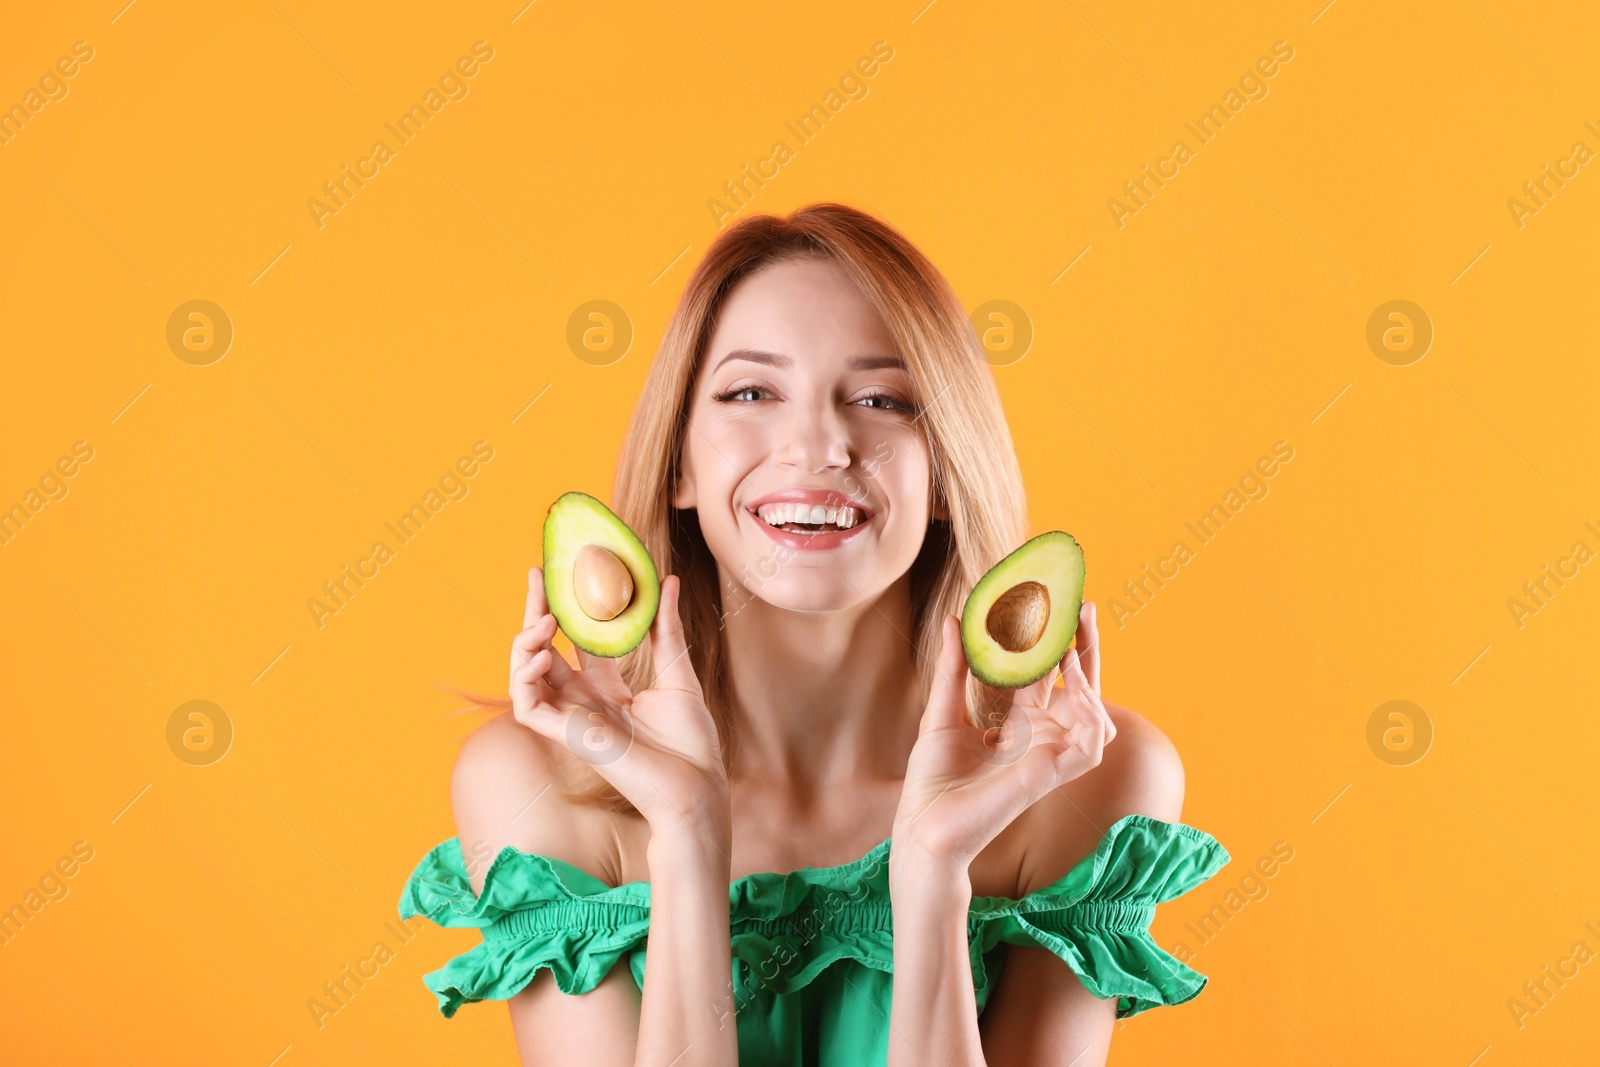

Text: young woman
xmin=400 ymin=203 xmax=1229 ymax=1066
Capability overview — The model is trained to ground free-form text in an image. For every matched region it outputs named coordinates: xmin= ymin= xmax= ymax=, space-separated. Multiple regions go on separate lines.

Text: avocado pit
xmin=572 ymin=543 xmax=634 ymax=621
xmin=985 ymin=580 xmax=1050 ymax=653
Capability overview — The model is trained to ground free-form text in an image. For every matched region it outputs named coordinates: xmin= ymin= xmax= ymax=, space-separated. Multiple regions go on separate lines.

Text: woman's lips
xmin=746 ymin=506 xmax=875 ymax=551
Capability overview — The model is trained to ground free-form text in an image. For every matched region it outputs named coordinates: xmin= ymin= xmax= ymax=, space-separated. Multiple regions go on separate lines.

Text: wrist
xmin=647 ymin=816 xmax=733 ymax=878
xmin=890 ymin=806 xmax=980 ymax=870
xmin=890 ymin=859 xmax=972 ymax=914
xmin=643 ymin=777 xmax=732 ymax=843
xmin=888 ymin=831 xmax=973 ymax=904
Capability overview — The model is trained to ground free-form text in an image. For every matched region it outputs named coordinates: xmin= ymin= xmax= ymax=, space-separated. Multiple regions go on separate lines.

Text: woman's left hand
xmin=892 ymin=601 xmax=1114 ymax=870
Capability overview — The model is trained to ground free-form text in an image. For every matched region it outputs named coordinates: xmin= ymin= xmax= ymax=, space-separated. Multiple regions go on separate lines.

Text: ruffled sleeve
xmin=398 ymin=838 xmax=652 ymax=1017
xmin=967 ymin=814 xmax=1230 ymax=1018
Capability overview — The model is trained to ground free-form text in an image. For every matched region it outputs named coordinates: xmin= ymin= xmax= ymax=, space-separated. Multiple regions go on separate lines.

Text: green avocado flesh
xmin=542 ymin=492 xmax=660 ymax=658
xmin=960 ymin=531 xmax=1086 ymax=689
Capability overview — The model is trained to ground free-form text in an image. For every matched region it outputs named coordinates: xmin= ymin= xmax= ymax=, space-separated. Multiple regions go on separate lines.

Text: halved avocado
xmin=542 ymin=492 xmax=660 ymax=657
xmin=960 ymin=531 xmax=1086 ymax=689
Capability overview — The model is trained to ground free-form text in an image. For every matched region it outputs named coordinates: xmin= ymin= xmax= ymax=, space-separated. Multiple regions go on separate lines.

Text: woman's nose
xmin=777 ymin=399 xmax=853 ymax=473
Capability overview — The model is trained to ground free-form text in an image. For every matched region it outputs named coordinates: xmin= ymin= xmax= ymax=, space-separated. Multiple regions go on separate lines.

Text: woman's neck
xmin=719 ymin=574 xmax=924 ymax=794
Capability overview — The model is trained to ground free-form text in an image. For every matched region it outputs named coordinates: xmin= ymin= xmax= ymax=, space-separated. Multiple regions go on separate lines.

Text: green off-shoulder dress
xmin=398 ymin=813 xmax=1229 ymax=1065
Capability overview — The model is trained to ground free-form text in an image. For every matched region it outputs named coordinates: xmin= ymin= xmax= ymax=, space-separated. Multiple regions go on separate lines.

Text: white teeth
xmin=755 ymin=501 xmax=865 ymax=530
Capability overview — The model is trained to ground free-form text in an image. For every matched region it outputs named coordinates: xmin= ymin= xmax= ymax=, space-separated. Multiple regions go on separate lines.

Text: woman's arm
xmin=887 ymin=705 xmax=1184 ymax=1067
xmin=450 ymin=715 xmax=740 ymax=1067
xmin=886 ymin=612 xmax=1115 ymax=1066
xmin=886 ymin=838 xmax=984 ymax=1065
xmin=637 ymin=820 xmax=737 ymax=1065
xmin=450 ymin=716 xmax=644 ymax=1065
xmin=886 ymin=602 xmax=1173 ymax=1067
xmin=446 ymin=570 xmax=739 ymax=1066
xmin=977 ymin=706 xmax=1186 ymax=1065
xmin=886 ymin=839 xmax=1120 ymax=1067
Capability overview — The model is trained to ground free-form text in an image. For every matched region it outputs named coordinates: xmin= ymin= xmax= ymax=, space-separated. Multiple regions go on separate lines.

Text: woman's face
xmin=671 ymin=255 xmax=941 ymax=616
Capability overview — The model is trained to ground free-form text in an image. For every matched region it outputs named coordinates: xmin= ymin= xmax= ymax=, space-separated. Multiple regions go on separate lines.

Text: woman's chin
xmin=721 ymin=576 xmax=894 ymax=619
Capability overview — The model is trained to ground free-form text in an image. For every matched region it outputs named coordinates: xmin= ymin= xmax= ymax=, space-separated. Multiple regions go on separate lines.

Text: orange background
xmin=2 ymin=1 xmax=1597 ymax=1063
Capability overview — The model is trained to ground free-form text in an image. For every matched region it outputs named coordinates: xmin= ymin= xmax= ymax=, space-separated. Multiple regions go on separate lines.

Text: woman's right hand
xmin=509 ymin=566 xmax=729 ymax=837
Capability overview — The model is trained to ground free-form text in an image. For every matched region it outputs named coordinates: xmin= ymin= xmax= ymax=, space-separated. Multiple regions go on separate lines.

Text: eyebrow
xmin=710 ymin=348 xmax=907 ymax=373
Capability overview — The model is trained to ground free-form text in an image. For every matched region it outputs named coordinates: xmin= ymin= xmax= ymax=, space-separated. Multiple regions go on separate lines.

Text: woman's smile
xmin=745 ymin=501 xmax=877 ymax=551
xmin=744 ymin=486 xmax=877 ymax=551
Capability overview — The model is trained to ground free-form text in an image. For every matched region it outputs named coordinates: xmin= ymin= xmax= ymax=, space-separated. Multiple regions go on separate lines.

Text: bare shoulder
xmin=449 ymin=711 xmax=626 ymax=893
xmin=1010 ymin=701 xmax=1187 ymax=897
xmin=1094 ymin=701 xmax=1185 ymax=822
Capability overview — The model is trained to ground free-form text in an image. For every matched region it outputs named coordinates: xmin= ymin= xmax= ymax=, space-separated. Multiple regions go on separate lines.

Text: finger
xmin=510 ymin=615 xmax=556 ymax=666
xmin=1061 ymin=647 xmax=1115 ymax=744
xmin=650 ymin=575 xmax=704 ymax=694
xmin=512 ymin=647 xmax=552 ymax=687
xmin=511 ymin=692 xmax=566 ymax=746
xmin=512 ymin=703 xmax=561 ymax=744
xmin=1061 ymin=649 xmax=1100 ymax=723
xmin=1010 ymin=658 xmax=1060 ymax=711
xmin=919 ymin=614 xmax=970 ymax=736
xmin=511 ymin=614 xmax=575 ymax=687
xmin=524 ymin=565 xmax=580 ymax=686
xmin=1060 ymin=647 xmax=1085 ymax=699
xmin=524 ymin=566 xmax=549 ymax=629
xmin=510 ymin=649 xmax=558 ymax=726
xmin=1062 ymin=705 xmax=1108 ymax=766
xmin=1076 ymin=601 xmax=1101 ymax=698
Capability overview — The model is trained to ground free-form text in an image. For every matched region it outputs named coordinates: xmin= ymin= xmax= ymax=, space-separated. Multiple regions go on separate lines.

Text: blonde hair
xmin=460 ymin=203 xmax=1032 ymax=813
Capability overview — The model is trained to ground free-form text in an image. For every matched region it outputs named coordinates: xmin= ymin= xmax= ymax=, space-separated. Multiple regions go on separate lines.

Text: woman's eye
xmin=712 ymin=386 xmax=767 ymax=402
xmin=856 ymin=392 xmax=915 ymax=413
